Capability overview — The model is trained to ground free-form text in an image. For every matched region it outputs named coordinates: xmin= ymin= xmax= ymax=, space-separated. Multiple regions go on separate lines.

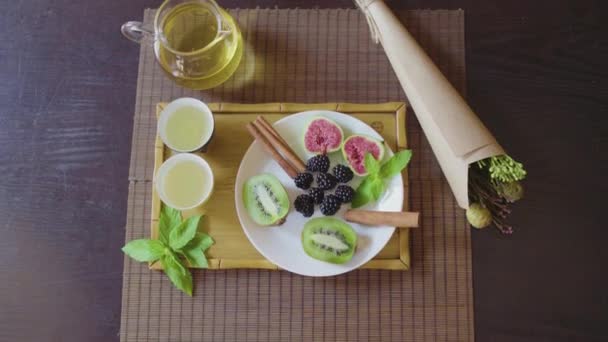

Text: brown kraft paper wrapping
xmin=356 ymin=0 xmax=505 ymax=208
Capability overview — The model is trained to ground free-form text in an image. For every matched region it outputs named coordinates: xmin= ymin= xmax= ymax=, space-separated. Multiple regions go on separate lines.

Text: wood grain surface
xmin=0 ymin=0 xmax=607 ymax=341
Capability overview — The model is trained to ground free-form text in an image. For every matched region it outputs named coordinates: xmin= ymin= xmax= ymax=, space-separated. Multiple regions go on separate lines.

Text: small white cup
xmin=155 ymin=153 xmax=214 ymax=211
xmin=158 ymin=97 xmax=215 ymax=153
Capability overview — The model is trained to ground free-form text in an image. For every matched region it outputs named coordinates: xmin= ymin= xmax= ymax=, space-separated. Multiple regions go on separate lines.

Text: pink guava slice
xmin=341 ymin=135 xmax=385 ymax=176
xmin=303 ymin=117 xmax=344 ymax=154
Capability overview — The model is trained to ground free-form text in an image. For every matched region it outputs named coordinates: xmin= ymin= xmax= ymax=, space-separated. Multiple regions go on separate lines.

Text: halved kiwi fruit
xmin=243 ymin=173 xmax=290 ymax=226
xmin=301 ymin=217 xmax=357 ymax=264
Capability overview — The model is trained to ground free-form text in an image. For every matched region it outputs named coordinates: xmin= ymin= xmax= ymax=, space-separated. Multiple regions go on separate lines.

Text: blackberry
xmin=294 ymin=172 xmax=313 ymax=190
xmin=316 ymin=173 xmax=337 ymax=190
xmin=334 ymin=185 xmax=355 ymax=203
xmin=294 ymin=194 xmax=314 ymax=217
xmin=332 ymin=164 xmax=354 ymax=183
xmin=320 ymin=194 xmax=341 ymax=216
xmin=308 ymin=187 xmax=325 ymax=205
xmin=306 ymin=155 xmax=330 ymax=173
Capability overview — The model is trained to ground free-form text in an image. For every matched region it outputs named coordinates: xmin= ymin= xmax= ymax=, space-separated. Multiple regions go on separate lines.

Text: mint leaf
xmin=122 ymin=239 xmax=165 ymax=262
xmin=353 ymin=150 xmax=411 ymax=207
xmin=188 ymin=232 xmax=214 ymax=252
xmin=166 ymin=250 xmax=187 ymax=275
xmin=181 ymin=249 xmax=209 ymax=268
xmin=161 ymin=253 xmax=192 ymax=296
xmin=352 ymin=191 xmax=370 ymax=209
xmin=352 ymin=176 xmax=375 ymax=208
xmin=169 ymin=215 xmax=201 ymax=251
xmin=364 ymin=153 xmax=381 ymax=176
xmin=180 ymin=233 xmax=214 ymax=268
xmin=379 ymin=150 xmax=412 ymax=179
xmin=370 ymin=178 xmax=386 ymax=201
xmin=159 ymin=205 xmax=181 ymax=245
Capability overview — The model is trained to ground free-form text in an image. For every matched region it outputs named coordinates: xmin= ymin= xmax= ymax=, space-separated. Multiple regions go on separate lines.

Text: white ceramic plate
xmin=235 ymin=111 xmax=404 ymax=276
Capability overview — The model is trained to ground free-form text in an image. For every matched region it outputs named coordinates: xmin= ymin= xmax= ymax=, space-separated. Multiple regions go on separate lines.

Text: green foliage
xmin=352 ymin=150 xmax=412 ymax=208
xmin=122 ymin=204 xmax=213 ymax=296
xmin=122 ymin=239 xmax=165 ymax=262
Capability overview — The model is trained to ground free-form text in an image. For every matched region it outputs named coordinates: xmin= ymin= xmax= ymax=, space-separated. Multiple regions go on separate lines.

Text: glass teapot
xmin=122 ymin=0 xmax=243 ymax=90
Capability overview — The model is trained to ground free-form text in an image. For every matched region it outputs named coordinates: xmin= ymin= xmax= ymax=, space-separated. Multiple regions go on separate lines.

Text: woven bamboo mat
xmin=121 ymin=8 xmax=473 ymax=341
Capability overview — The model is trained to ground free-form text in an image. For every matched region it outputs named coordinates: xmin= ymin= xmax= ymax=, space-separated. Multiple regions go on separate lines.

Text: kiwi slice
xmin=301 ymin=217 xmax=357 ymax=264
xmin=243 ymin=173 xmax=290 ymax=226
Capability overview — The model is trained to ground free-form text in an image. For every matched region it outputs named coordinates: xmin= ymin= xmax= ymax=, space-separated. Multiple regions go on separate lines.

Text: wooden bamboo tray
xmin=150 ymin=102 xmax=410 ymax=271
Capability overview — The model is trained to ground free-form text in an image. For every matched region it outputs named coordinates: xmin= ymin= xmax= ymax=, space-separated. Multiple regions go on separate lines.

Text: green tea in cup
xmin=159 ymin=98 xmax=214 ymax=152
xmin=155 ymin=153 xmax=214 ymax=210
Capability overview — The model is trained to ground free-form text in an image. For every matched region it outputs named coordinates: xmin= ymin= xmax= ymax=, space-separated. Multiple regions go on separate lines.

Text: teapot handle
xmin=207 ymin=0 xmax=234 ymax=37
xmin=121 ymin=21 xmax=154 ymax=44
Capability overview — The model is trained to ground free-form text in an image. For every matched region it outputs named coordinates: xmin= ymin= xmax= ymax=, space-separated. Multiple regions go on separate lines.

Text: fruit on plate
xmin=294 ymin=194 xmax=315 ymax=217
xmin=303 ymin=117 xmax=344 ymax=154
xmin=306 ymin=154 xmax=330 ymax=173
xmin=301 ymin=217 xmax=357 ymax=264
xmin=294 ymin=172 xmax=314 ymax=190
xmin=243 ymin=173 xmax=290 ymax=226
xmin=308 ymin=187 xmax=325 ymax=205
xmin=316 ymin=173 xmax=337 ymax=191
xmin=319 ymin=194 xmax=341 ymax=216
xmin=332 ymin=164 xmax=354 ymax=183
xmin=341 ymin=135 xmax=385 ymax=176
xmin=334 ymin=185 xmax=355 ymax=203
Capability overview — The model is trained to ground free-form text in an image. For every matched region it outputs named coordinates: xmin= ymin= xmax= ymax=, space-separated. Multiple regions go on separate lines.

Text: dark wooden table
xmin=1 ymin=0 xmax=606 ymax=341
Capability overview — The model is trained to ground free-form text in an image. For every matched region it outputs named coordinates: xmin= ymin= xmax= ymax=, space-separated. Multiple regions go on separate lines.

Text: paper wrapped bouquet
xmin=355 ymin=0 xmax=526 ymax=233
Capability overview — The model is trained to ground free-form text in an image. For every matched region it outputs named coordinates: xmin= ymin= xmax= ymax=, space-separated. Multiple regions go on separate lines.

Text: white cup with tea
xmin=155 ymin=153 xmax=214 ymax=210
xmin=158 ymin=97 xmax=215 ymax=153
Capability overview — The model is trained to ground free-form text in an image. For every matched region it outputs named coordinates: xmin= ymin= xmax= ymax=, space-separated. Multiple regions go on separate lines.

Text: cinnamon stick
xmin=344 ymin=209 xmax=419 ymax=228
xmin=253 ymin=119 xmax=306 ymax=173
xmin=256 ymin=116 xmax=288 ymax=146
xmin=255 ymin=116 xmax=307 ymax=173
xmin=246 ymin=123 xmax=298 ymax=178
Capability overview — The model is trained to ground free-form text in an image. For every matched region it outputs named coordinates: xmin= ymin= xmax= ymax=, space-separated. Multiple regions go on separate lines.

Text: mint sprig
xmin=122 ymin=205 xmax=214 ymax=296
xmin=352 ymin=150 xmax=412 ymax=208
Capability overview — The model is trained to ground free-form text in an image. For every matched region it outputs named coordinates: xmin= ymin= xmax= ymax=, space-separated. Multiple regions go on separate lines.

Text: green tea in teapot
xmin=156 ymin=1 xmax=243 ymax=89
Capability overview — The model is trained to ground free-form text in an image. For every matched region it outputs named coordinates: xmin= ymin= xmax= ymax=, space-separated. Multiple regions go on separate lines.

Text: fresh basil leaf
xmin=122 ymin=239 xmax=165 ymax=262
xmin=352 ymin=190 xmax=371 ymax=209
xmin=169 ymin=215 xmax=202 ymax=251
xmin=370 ymin=178 xmax=386 ymax=201
xmin=159 ymin=205 xmax=181 ymax=245
xmin=180 ymin=233 xmax=214 ymax=268
xmin=180 ymin=249 xmax=209 ymax=268
xmin=161 ymin=253 xmax=192 ymax=296
xmin=352 ymin=176 xmax=375 ymax=208
xmin=188 ymin=232 xmax=214 ymax=252
xmin=364 ymin=153 xmax=381 ymax=176
xmin=379 ymin=150 xmax=412 ymax=179
xmin=166 ymin=250 xmax=187 ymax=275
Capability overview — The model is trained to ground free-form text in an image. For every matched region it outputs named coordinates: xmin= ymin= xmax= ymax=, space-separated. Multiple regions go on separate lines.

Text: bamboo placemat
xmin=121 ymin=8 xmax=473 ymax=341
